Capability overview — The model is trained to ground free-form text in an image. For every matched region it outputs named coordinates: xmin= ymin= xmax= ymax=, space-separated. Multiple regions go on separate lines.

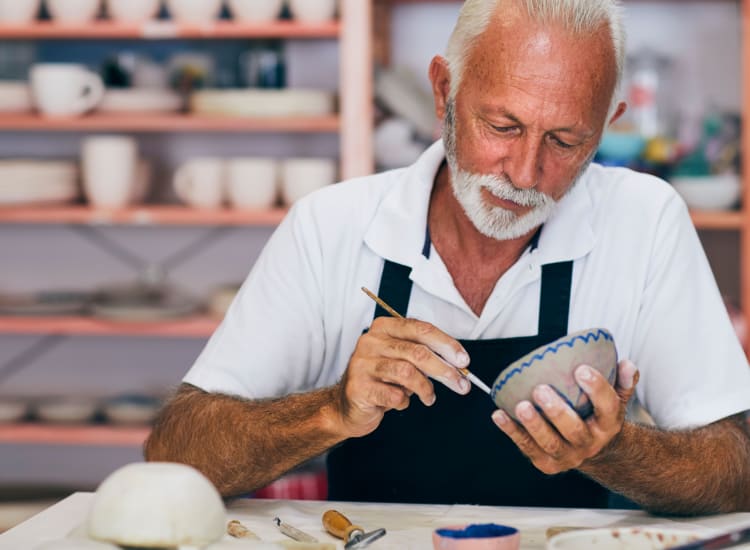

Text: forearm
xmin=581 ymin=415 xmax=750 ymax=515
xmin=144 ymin=383 xmax=346 ymax=497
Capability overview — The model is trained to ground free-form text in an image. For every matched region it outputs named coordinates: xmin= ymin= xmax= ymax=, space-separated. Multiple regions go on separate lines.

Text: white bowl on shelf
xmin=0 ymin=0 xmax=41 ymax=23
xmin=34 ymin=397 xmax=98 ymax=424
xmin=0 ymin=81 xmax=33 ymax=113
xmin=190 ymin=88 xmax=335 ymax=117
xmin=106 ymin=0 xmax=161 ymax=22
xmin=288 ymin=0 xmax=336 ymax=22
xmin=227 ymin=0 xmax=283 ymax=22
xmin=98 ymin=89 xmax=182 ymax=113
xmin=671 ymin=173 xmax=741 ymax=211
xmin=166 ymin=0 xmax=222 ymax=23
xmin=46 ymin=0 xmax=101 ymax=23
xmin=0 ymin=398 xmax=29 ymax=423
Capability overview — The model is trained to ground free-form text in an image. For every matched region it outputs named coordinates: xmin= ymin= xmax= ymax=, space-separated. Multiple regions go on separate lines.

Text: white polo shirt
xmin=184 ymin=141 xmax=750 ymax=430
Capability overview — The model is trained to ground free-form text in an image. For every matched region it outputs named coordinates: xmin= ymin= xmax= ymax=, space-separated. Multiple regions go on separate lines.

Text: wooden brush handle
xmin=322 ymin=509 xmax=363 ymax=541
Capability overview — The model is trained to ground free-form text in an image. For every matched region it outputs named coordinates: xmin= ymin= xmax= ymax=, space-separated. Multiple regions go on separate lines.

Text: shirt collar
xmin=364 ymin=140 xmax=596 ymax=269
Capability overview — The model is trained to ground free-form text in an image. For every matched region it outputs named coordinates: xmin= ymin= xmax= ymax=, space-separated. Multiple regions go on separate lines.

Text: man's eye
xmin=549 ymin=135 xmax=574 ymax=149
xmin=492 ymin=125 xmax=517 ymax=134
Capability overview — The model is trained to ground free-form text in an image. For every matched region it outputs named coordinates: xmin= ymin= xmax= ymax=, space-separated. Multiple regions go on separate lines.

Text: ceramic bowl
xmin=491 ymin=328 xmax=617 ymax=421
xmin=671 ymin=173 xmax=741 ymax=211
xmin=34 ymin=397 xmax=98 ymax=424
xmin=102 ymin=394 xmax=161 ymax=425
xmin=433 ymin=524 xmax=520 ymax=550
xmin=547 ymin=526 xmax=701 ymax=549
xmin=0 ymin=398 xmax=29 ymax=423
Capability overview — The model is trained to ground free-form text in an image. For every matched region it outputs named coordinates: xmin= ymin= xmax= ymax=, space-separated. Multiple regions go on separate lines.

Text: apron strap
xmin=374 ymin=260 xmax=413 ymax=318
xmin=538 ymin=261 xmax=574 ymax=337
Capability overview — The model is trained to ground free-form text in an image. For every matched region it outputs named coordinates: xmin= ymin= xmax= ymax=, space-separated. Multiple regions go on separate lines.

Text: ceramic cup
xmin=30 ymin=63 xmax=104 ymax=117
xmin=173 ymin=158 xmax=225 ymax=208
xmin=166 ymin=0 xmax=223 ymax=23
xmin=288 ymin=0 xmax=336 ymax=21
xmin=81 ymin=135 xmax=138 ymax=208
xmin=0 ymin=0 xmax=40 ymax=22
xmin=106 ymin=0 xmax=161 ymax=22
xmin=227 ymin=157 xmax=278 ymax=209
xmin=433 ymin=524 xmax=520 ymax=550
xmin=227 ymin=0 xmax=284 ymax=22
xmin=280 ymin=157 xmax=336 ymax=205
xmin=46 ymin=0 xmax=101 ymax=22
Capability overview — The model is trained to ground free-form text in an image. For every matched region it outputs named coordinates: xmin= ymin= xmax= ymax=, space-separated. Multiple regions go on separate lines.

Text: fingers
xmin=368 ymin=317 xmax=471 ymax=395
xmin=614 ymin=359 xmax=639 ymax=402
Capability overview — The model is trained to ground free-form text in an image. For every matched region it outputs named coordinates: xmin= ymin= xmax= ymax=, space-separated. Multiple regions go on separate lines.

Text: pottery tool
xmin=667 ymin=525 xmax=750 ymax=549
xmin=322 ymin=509 xmax=386 ymax=549
xmin=274 ymin=516 xmax=319 ymax=543
xmin=361 ymin=286 xmax=491 ymax=395
xmin=227 ymin=519 xmax=261 ymax=540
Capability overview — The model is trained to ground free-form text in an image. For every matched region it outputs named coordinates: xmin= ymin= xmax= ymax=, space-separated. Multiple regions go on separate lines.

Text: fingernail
xmin=428 ymin=394 xmax=437 ymax=406
xmin=576 ymin=365 xmax=594 ymax=383
xmin=455 ymin=350 xmax=470 ymax=367
xmin=493 ymin=410 xmax=509 ymax=425
xmin=458 ymin=377 xmax=470 ymax=394
xmin=620 ymin=361 xmax=637 ymax=390
xmin=517 ymin=401 xmax=535 ymax=421
xmin=536 ymin=385 xmax=555 ymax=408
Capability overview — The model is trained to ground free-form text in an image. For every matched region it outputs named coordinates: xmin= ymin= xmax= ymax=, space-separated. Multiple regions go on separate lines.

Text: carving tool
xmin=322 ymin=509 xmax=386 ymax=549
xmin=227 ymin=519 xmax=261 ymax=540
xmin=361 ymin=286 xmax=491 ymax=395
xmin=274 ymin=516 xmax=319 ymax=543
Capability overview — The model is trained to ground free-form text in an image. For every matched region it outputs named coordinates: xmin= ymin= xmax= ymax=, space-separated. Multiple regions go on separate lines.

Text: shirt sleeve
xmin=183 ymin=201 xmax=328 ymax=399
xmin=631 ymin=194 xmax=750 ymax=429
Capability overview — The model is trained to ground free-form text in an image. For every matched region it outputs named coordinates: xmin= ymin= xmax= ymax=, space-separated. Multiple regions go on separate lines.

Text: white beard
xmin=442 ymin=100 xmax=581 ymax=241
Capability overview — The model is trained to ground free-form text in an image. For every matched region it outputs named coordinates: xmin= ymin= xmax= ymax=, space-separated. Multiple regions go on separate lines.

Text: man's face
xmin=434 ymin=4 xmax=620 ymax=240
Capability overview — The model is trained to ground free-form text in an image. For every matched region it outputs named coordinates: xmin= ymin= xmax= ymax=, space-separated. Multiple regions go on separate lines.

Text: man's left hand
xmin=491 ymin=360 xmax=639 ymax=474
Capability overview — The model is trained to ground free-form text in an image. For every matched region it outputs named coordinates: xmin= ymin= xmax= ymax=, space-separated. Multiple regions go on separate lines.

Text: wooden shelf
xmin=0 ymin=114 xmax=340 ymax=133
xmin=0 ymin=205 xmax=288 ymax=226
xmin=0 ymin=424 xmax=149 ymax=447
xmin=691 ymin=210 xmax=745 ymax=230
xmin=0 ymin=20 xmax=340 ymax=39
xmin=0 ymin=315 xmax=219 ymax=338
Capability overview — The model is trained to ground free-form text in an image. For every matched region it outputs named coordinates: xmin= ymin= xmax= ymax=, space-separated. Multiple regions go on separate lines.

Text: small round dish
xmin=0 ymin=398 xmax=29 ymax=423
xmin=491 ymin=328 xmax=617 ymax=421
xmin=34 ymin=397 xmax=98 ymax=424
xmin=433 ymin=524 xmax=520 ymax=550
xmin=102 ymin=394 xmax=161 ymax=425
xmin=547 ymin=526 xmax=701 ymax=549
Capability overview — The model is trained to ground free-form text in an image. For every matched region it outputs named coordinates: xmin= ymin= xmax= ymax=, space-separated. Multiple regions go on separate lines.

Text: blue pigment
xmin=435 ymin=524 xmax=517 ymax=539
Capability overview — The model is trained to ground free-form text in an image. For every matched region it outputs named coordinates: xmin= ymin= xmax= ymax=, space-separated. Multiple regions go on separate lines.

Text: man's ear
xmin=429 ymin=55 xmax=452 ymax=120
xmin=608 ymin=101 xmax=628 ymax=126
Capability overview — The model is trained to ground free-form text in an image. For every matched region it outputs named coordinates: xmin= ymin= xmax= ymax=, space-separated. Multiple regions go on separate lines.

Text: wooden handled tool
xmin=322 ymin=510 xmax=386 ymax=549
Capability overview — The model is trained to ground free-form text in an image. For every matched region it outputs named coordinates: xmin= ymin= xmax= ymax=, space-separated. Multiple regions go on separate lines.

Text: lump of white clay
xmin=87 ymin=462 xmax=226 ymax=548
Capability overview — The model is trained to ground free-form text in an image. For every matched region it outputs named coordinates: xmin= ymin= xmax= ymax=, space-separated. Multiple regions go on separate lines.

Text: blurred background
xmin=0 ymin=0 xmax=743 ymax=531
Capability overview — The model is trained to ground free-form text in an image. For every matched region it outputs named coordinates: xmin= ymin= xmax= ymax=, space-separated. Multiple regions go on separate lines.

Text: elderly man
xmin=145 ymin=0 xmax=750 ymax=514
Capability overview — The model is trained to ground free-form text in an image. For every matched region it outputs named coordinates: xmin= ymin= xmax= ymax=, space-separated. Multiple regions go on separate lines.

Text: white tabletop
xmin=3 ymin=493 xmax=750 ymax=549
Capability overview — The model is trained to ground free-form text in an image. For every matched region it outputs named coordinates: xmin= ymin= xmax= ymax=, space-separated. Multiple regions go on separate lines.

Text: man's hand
xmin=335 ymin=316 xmax=472 ymax=438
xmin=490 ymin=359 xmax=639 ymax=474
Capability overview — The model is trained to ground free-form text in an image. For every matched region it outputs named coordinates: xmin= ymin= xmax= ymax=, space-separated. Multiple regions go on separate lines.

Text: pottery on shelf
xmin=491 ymin=328 xmax=617 ymax=421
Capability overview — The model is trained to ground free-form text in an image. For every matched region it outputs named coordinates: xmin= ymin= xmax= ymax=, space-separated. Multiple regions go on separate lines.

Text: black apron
xmin=327 ymin=229 xmax=607 ymax=507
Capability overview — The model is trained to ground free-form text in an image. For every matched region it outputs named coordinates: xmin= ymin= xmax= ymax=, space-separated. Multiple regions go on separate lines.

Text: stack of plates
xmin=97 ymin=89 xmax=183 ymax=114
xmin=0 ymin=160 xmax=79 ymax=206
xmin=0 ymin=81 xmax=33 ymax=113
xmin=0 ymin=291 xmax=91 ymax=316
xmin=190 ymin=88 xmax=335 ymax=117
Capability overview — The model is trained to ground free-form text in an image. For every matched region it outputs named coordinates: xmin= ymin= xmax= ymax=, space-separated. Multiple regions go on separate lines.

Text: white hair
xmin=445 ymin=0 xmax=625 ymax=116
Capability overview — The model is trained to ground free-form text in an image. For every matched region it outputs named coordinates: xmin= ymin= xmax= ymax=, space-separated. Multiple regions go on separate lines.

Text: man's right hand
xmin=334 ymin=317 xmax=472 ymax=437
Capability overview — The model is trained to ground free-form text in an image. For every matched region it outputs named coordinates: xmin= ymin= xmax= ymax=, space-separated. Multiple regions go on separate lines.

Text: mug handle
xmin=76 ymin=72 xmax=105 ymax=114
xmin=173 ymin=164 xmax=194 ymax=204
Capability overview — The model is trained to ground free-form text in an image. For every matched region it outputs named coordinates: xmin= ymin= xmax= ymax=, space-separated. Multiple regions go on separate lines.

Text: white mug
xmin=46 ymin=0 xmax=101 ymax=22
xmin=166 ymin=0 xmax=222 ymax=23
xmin=227 ymin=0 xmax=283 ymax=22
xmin=288 ymin=0 xmax=336 ymax=22
xmin=106 ymin=0 xmax=160 ymax=22
xmin=227 ymin=158 xmax=278 ymax=209
xmin=0 ymin=0 xmax=40 ymax=22
xmin=281 ymin=158 xmax=336 ymax=205
xmin=173 ymin=158 xmax=225 ymax=209
xmin=81 ymin=136 xmax=138 ymax=209
xmin=30 ymin=63 xmax=104 ymax=117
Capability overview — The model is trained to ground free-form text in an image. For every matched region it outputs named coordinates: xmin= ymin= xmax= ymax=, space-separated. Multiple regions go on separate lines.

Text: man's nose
xmin=504 ymin=136 xmax=542 ymax=190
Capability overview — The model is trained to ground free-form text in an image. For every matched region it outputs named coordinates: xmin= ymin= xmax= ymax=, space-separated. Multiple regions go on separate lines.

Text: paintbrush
xmin=361 ymin=287 xmax=491 ymax=395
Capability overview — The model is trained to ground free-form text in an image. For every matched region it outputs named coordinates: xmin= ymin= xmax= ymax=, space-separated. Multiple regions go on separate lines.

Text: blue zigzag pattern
xmin=492 ymin=329 xmax=613 ymax=395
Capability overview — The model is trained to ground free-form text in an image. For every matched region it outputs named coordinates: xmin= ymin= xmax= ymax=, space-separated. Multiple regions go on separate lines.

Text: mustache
xmin=460 ymin=171 xmax=554 ymax=209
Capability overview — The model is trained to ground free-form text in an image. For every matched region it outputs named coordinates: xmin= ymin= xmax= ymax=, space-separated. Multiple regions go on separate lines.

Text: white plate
xmin=91 ymin=285 xmax=199 ymax=321
xmin=98 ymin=89 xmax=183 ymax=113
xmin=191 ymin=88 xmax=335 ymax=117
xmin=0 ymin=291 xmax=90 ymax=316
xmin=547 ymin=527 xmax=703 ymax=549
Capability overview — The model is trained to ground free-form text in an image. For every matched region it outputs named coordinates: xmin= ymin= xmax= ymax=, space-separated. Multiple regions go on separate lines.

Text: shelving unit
xmin=0 ymin=316 xmax=219 ymax=338
xmin=0 ymin=424 xmax=149 ymax=447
